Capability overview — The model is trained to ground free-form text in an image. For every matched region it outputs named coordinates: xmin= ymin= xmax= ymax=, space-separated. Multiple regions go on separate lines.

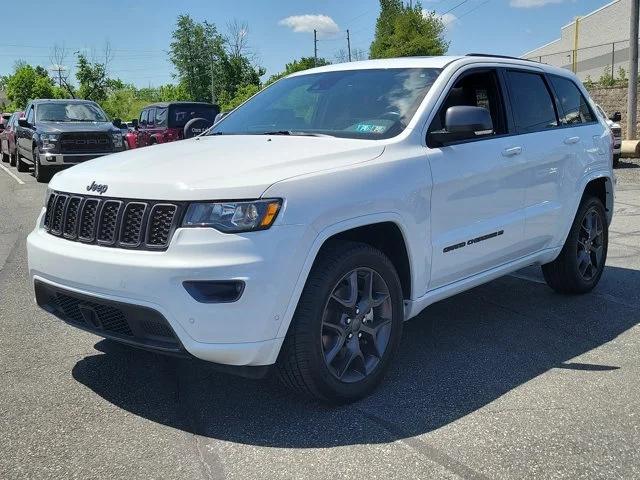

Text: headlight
xmin=41 ymin=133 xmax=59 ymax=150
xmin=111 ymin=133 xmax=123 ymax=148
xmin=182 ymin=199 xmax=282 ymax=233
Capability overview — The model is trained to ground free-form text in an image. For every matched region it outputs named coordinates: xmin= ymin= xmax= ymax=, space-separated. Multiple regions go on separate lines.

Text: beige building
xmin=523 ymin=0 xmax=635 ymax=81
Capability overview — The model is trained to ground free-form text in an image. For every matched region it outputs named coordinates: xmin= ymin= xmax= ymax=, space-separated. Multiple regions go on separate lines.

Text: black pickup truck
xmin=16 ymin=99 xmax=125 ymax=182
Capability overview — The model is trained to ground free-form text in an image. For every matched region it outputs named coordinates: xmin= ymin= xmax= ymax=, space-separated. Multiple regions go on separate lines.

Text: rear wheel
xmin=613 ymin=154 xmax=620 ymax=169
xmin=9 ymin=149 xmax=16 ymax=167
xmin=1 ymin=150 xmax=8 ymax=163
xmin=542 ymin=196 xmax=608 ymax=294
xmin=277 ymin=241 xmax=404 ymax=404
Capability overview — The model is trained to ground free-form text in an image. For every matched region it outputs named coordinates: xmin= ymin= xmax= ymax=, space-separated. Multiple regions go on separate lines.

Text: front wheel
xmin=34 ymin=149 xmax=53 ymax=183
xmin=542 ymin=196 xmax=608 ymax=294
xmin=277 ymin=241 xmax=404 ymax=404
xmin=16 ymin=149 xmax=29 ymax=172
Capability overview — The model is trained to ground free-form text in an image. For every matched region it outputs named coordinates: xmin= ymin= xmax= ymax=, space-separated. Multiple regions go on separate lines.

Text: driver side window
xmin=427 ymin=69 xmax=507 ymax=146
xmin=26 ymin=106 xmax=35 ymax=124
xmin=139 ymin=109 xmax=148 ymax=128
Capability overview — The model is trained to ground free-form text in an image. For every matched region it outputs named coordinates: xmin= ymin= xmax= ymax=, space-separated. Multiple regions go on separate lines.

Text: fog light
xmin=183 ymin=281 xmax=245 ymax=303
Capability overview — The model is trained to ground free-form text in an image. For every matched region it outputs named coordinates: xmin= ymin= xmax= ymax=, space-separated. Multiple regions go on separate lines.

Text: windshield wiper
xmin=259 ymin=130 xmax=332 ymax=137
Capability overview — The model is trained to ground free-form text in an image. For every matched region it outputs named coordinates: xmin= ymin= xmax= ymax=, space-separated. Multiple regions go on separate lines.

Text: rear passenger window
xmin=506 ymin=71 xmax=558 ymax=133
xmin=155 ymin=107 xmax=168 ymax=127
xmin=139 ymin=109 xmax=148 ymax=127
xmin=549 ymin=75 xmax=594 ymax=125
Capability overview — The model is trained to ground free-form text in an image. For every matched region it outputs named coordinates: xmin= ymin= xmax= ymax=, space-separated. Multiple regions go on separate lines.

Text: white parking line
xmin=0 ymin=163 xmax=25 ymax=185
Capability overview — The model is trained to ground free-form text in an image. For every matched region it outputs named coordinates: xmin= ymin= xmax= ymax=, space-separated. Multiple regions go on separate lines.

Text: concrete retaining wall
xmin=587 ymin=83 xmax=639 ymax=140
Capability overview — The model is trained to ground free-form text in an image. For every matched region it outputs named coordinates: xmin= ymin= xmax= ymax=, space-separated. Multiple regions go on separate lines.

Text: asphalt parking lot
xmin=1 ymin=160 xmax=640 ymax=480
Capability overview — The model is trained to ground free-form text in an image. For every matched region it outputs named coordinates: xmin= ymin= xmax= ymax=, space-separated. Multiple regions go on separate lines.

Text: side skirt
xmin=403 ymin=247 xmax=561 ymax=321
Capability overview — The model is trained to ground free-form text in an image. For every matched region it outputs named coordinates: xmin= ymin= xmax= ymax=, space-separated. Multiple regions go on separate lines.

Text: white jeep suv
xmin=28 ymin=55 xmax=614 ymax=403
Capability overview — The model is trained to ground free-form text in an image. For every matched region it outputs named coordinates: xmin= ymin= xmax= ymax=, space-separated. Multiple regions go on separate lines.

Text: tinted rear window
xmin=169 ymin=105 xmax=219 ymax=128
xmin=549 ymin=75 xmax=594 ymax=125
xmin=506 ymin=71 xmax=558 ymax=133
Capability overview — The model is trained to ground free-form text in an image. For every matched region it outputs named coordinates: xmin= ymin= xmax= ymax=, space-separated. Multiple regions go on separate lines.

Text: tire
xmin=16 ymin=149 xmax=28 ymax=172
xmin=9 ymin=150 xmax=16 ymax=167
xmin=542 ymin=196 xmax=608 ymax=294
xmin=613 ymin=154 xmax=620 ymax=169
xmin=1 ymin=150 xmax=8 ymax=163
xmin=183 ymin=117 xmax=213 ymax=139
xmin=277 ymin=240 xmax=404 ymax=404
xmin=34 ymin=152 xmax=52 ymax=183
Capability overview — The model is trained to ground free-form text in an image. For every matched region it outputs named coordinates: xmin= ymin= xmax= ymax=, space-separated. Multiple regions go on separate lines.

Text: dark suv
xmin=131 ymin=102 xmax=219 ymax=148
xmin=16 ymin=99 xmax=125 ymax=182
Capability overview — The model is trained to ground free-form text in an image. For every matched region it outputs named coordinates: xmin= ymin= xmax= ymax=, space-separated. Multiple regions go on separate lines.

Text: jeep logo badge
xmin=87 ymin=181 xmax=108 ymax=195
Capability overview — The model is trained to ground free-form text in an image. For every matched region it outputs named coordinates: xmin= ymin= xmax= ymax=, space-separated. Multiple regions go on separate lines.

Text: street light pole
xmin=314 ymin=29 xmax=318 ymax=67
xmin=628 ymin=0 xmax=639 ymax=140
xmin=347 ymin=29 xmax=352 ymax=62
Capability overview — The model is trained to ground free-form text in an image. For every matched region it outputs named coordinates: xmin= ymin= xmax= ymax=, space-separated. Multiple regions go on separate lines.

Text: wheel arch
xmin=320 ymin=222 xmax=412 ymax=301
xmin=274 ymin=214 xmax=416 ymax=340
xmin=582 ymin=175 xmax=614 ymax=225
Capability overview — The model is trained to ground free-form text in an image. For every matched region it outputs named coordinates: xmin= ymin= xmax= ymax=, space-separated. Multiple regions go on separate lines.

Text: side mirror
xmin=113 ymin=118 xmax=122 ymax=128
xmin=429 ymin=106 xmax=494 ymax=146
xmin=18 ymin=118 xmax=31 ymax=128
xmin=131 ymin=119 xmax=139 ymax=129
xmin=609 ymin=111 xmax=621 ymax=123
xmin=214 ymin=112 xmax=228 ymax=124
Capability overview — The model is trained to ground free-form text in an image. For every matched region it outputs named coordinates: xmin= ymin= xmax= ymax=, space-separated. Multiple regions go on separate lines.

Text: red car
xmin=0 ymin=111 xmax=24 ymax=167
xmin=128 ymin=102 xmax=219 ymax=149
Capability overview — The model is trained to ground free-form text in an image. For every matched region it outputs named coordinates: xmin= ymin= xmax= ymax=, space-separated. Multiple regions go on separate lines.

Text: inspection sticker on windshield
xmin=356 ymin=123 xmax=387 ymax=134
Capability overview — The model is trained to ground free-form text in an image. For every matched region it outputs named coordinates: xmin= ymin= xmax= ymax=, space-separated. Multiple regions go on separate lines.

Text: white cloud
xmin=423 ymin=9 xmax=457 ymax=28
xmin=437 ymin=12 xmax=458 ymax=27
xmin=510 ymin=0 xmax=564 ymax=8
xmin=278 ymin=14 xmax=340 ymax=37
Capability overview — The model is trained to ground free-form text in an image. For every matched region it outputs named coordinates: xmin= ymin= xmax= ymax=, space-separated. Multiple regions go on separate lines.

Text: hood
xmin=37 ymin=121 xmax=120 ymax=134
xmin=49 ymin=135 xmax=386 ymax=200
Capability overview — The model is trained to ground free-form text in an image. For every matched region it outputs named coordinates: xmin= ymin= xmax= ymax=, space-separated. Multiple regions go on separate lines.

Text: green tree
xmin=370 ymin=1 xmax=448 ymax=59
xmin=265 ymin=56 xmax=330 ymax=85
xmin=5 ymin=63 xmax=56 ymax=109
xmin=101 ymin=83 xmax=191 ymax=120
xmin=169 ymin=14 xmax=225 ymax=102
xmin=76 ymin=54 xmax=110 ymax=102
xmin=220 ymin=83 xmax=260 ymax=111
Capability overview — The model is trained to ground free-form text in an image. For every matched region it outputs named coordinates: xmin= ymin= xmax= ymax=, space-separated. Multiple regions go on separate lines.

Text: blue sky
xmin=0 ymin=0 xmax=614 ymax=88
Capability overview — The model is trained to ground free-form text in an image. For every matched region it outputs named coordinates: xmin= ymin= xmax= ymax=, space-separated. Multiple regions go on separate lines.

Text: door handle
xmin=564 ymin=136 xmax=580 ymax=145
xmin=502 ymin=146 xmax=522 ymax=157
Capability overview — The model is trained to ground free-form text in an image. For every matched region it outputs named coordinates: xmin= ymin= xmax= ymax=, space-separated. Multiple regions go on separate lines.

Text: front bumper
xmin=28 ymin=211 xmax=309 ymax=366
xmin=40 ymin=151 xmax=117 ymax=165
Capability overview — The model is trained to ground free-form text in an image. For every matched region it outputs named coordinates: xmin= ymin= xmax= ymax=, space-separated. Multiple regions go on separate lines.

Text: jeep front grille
xmin=43 ymin=191 xmax=182 ymax=250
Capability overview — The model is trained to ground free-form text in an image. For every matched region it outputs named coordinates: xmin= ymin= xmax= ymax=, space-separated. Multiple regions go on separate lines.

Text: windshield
xmin=211 ymin=68 xmax=440 ymax=139
xmin=169 ymin=105 xmax=218 ymax=128
xmin=36 ymin=102 xmax=108 ymax=122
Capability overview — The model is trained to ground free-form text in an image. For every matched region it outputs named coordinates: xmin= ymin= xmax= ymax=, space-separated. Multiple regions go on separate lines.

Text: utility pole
xmin=346 ymin=29 xmax=352 ymax=62
xmin=314 ymin=29 xmax=318 ymax=66
xmin=572 ymin=17 xmax=580 ymax=74
xmin=628 ymin=0 xmax=639 ymax=140
xmin=210 ymin=54 xmax=216 ymax=104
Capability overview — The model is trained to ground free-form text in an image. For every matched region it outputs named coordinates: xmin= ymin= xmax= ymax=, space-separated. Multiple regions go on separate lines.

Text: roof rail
xmin=465 ymin=53 xmax=538 ymax=63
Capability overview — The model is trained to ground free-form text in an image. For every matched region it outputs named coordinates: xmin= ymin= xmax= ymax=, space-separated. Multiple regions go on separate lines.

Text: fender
xmin=274 ymin=212 xmax=415 ymax=340
xmin=556 ymin=169 xmax=614 ymax=253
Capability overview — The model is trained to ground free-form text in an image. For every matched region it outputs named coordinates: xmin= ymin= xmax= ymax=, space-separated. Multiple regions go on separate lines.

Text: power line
xmin=454 ymin=0 xmax=492 ymax=21
xmin=441 ymin=0 xmax=473 ymax=15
